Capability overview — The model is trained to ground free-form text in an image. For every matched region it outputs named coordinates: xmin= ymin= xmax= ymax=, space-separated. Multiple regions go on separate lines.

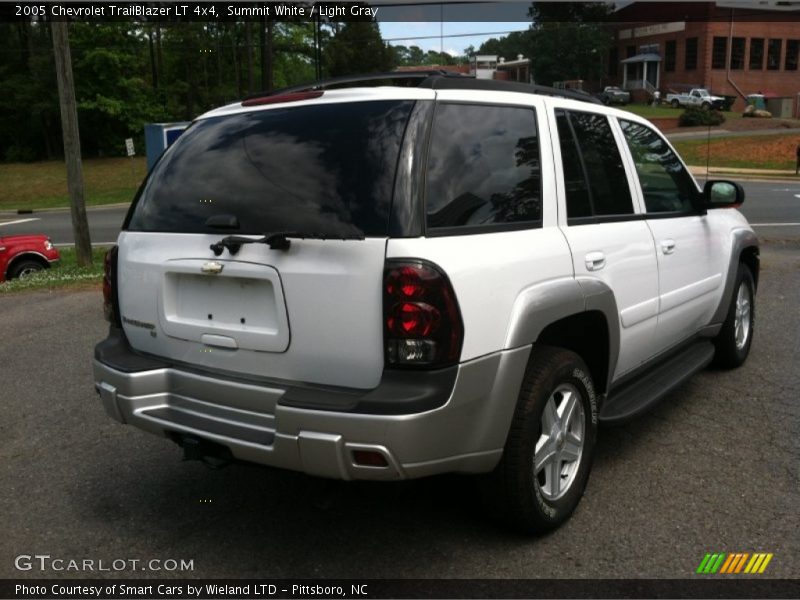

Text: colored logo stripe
xmin=698 ymin=552 xmax=773 ymax=574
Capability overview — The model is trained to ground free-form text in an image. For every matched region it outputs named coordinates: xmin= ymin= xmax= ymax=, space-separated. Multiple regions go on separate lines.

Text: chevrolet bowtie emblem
xmin=201 ymin=261 xmax=224 ymax=274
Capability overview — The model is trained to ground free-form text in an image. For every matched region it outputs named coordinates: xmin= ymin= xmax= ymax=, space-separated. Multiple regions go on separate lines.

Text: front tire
xmin=482 ymin=346 xmax=598 ymax=534
xmin=714 ymin=264 xmax=755 ymax=368
xmin=8 ymin=259 xmax=44 ymax=279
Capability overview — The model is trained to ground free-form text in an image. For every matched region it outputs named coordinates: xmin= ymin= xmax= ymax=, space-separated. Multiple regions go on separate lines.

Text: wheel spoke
xmin=534 ymin=439 xmax=555 ymax=473
xmin=548 ymin=457 xmax=561 ymax=497
xmin=542 ymin=397 xmax=558 ymax=430
xmin=561 ymin=438 xmax=582 ymax=463
xmin=559 ymin=391 xmax=578 ymax=431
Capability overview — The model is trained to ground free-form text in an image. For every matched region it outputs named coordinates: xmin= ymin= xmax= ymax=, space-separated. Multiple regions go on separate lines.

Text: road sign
xmin=125 ymin=138 xmax=135 ymax=157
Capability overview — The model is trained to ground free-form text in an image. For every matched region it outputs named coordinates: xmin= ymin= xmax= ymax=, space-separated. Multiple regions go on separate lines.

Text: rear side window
xmin=425 ymin=103 xmax=542 ymax=232
xmin=556 ymin=109 xmax=634 ymax=221
xmin=126 ymin=100 xmax=415 ymax=236
xmin=619 ymin=119 xmax=697 ymax=213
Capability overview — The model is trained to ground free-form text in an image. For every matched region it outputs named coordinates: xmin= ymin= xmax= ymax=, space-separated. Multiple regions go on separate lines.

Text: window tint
xmin=767 ymin=38 xmax=782 ymax=70
xmin=712 ymin=37 xmax=727 ymax=69
xmin=665 ymin=40 xmax=676 ymax=72
xmin=750 ymin=38 xmax=765 ymax=70
xmin=619 ymin=120 xmax=697 ymax=213
xmin=425 ymin=103 xmax=541 ymax=230
xmin=731 ymin=37 xmax=745 ymax=70
xmin=126 ymin=100 xmax=414 ymax=236
xmin=685 ymin=37 xmax=698 ymax=70
xmin=556 ymin=110 xmax=633 ymax=219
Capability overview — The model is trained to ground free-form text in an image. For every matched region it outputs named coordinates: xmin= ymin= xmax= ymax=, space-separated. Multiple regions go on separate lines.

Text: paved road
xmin=1 ymin=180 xmax=799 ymax=243
xmin=1 ymin=240 xmax=798 ymax=579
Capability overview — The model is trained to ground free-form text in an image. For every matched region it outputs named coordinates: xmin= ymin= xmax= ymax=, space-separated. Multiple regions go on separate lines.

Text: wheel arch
xmin=5 ymin=251 xmax=50 ymax=279
xmin=711 ymin=229 xmax=760 ymax=325
xmin=504 ymin=278 xmax=619 ymax=396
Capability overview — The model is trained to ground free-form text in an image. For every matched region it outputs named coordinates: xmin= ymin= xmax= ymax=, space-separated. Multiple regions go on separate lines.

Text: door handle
xmin=661 ymin=239 xmax=676 ymax=255
xmin=585 ymin=251 xmax=606 ymax=271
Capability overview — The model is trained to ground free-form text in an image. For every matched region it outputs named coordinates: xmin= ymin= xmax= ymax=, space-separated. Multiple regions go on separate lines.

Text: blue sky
xmin=378 ymin=22 xmax=531 ymax=56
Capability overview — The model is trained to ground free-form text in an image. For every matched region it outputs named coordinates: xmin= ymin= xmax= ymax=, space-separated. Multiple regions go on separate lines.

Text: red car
xmin=0 ymin=234 xmax=60 ymax=282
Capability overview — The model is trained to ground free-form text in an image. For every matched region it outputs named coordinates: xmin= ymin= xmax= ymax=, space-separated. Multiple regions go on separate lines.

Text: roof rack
xmin=418 ymin=77 xmax=602 ymax=104
xmin=244 ymin=70 xmax=470 ymax=100
xmin=243 ymin=70 xmax=601 ymax=105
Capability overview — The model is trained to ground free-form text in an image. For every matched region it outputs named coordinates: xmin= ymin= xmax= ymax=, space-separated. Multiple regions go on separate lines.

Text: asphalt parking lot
xmin=1 ymin=241 xmax=798 ymax=580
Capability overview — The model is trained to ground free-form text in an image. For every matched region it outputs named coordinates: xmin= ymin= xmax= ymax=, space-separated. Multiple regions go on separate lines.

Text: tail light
xmin=383 ymin=260 xmax=463 ymax=369
xmin=103 ymin=245 xmax=121 ymax=326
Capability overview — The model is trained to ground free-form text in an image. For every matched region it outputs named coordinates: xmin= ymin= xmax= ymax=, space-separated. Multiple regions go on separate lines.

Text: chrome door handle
xmin=661 ymin=239 xmax=676 ymax=255
xmin=585 ymin=251 xmax=606 ymax=271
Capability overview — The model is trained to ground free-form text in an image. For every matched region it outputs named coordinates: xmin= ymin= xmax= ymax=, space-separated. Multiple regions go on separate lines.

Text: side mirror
xmin=702 ymin=180 xmax=744 ymax=209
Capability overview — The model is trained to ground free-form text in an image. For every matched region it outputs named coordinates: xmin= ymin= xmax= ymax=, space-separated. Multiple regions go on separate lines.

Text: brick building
xmin=608 ymin=2 xmax=800 ymax=111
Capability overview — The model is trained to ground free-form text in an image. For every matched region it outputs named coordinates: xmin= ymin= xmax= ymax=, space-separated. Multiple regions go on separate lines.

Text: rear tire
xmin=671 ymin=99 xmax=680 ymax=108
xmin=713 ymin=264 xmax=755 ymax=368
xmin=481 ymin=346 xmax=598 ymax=534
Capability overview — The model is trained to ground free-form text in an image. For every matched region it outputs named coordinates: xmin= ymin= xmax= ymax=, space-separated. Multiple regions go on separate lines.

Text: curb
xmin=0 ymin=202 xmax=131 ymax=217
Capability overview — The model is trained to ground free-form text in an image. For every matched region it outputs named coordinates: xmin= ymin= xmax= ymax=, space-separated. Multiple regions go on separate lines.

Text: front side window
xmin=556 ymin=110 xmax=633 ymax=220
xmin=619 ymin=120 xmax=697 ymax=214
xmin=425 ymin=103 xmax=542 ymax=231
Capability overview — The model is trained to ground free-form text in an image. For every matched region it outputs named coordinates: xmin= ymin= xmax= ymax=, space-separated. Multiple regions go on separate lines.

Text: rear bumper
xmin=93 ymin=330 xmax=530 ymax=480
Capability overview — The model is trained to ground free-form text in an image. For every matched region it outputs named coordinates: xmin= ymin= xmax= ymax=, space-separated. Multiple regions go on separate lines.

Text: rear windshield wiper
xmin=210 ymin=231 xmax=365 ymax=255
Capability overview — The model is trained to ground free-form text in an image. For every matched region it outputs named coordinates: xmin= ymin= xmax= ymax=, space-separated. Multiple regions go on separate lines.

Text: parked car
xmin=94 ymin=74 xmax=759 ymax=534
xmin=598 ymin=86 xmax=631 ymax=105
xmin=0 ymin=234 xmax=60 ymax=282
xmin=666 ymin=88 xmax=725 ymax=110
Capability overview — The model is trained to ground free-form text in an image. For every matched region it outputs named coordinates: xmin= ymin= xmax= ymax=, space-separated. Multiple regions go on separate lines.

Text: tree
xmin=528 ymin=2 xmax=613 ymax=86
xmin=324 ymin=22 xmax=395 ymax=76
xmin=52 ymin=22 xmax=92 ymax=266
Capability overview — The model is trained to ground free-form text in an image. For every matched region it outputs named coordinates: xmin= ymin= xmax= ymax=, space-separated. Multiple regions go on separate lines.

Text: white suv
xmin=94 ymin=73 xmax=759 ymax=533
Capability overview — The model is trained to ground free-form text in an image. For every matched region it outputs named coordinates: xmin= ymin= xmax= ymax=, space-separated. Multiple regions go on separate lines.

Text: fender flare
xmin=710 ymin=229 xmax=759 ymax=325
xmin=504 ymin=277 xmax=620 ymax=393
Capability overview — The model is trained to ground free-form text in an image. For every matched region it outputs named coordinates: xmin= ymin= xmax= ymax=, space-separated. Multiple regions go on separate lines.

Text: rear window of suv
xmin=125 ymin=100 xmax=415 ymax=236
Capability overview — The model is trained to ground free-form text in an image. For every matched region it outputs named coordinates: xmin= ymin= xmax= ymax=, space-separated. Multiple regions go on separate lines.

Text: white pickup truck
xmin=666 ymin=88 xmax=725 ymax=110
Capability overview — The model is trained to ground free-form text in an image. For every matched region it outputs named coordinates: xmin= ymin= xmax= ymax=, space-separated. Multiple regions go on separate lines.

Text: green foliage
xmin=526 ymin=3 xmax=613 ymax=86
xmin=324 ymin=22 xmax=395 ymax=76
xmin=477 ymin=30 xmax=533 ymax=61
xmin=0 ymin=20 xmax=325 ymax=162
xmin=679 ymin=107 xmax=726 ymax=127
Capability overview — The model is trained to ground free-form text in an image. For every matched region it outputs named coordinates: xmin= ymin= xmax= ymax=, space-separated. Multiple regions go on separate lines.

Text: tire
xmin=671 ymin=99 xmax=680 ymax=108
xmin=713 ymin=264 xmax=755 ymax=368
xmin=481 ymin=346 xmax=598 ymax=534
xmin=7 ymin=259 xmax=44 ymax=279
xmin=701 ymin=102 xmax=711 ymax=110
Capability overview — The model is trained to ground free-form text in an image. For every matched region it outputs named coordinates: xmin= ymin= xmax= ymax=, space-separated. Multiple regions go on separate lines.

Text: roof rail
xmin=418 ymin=77 xmax=603 ymax=105
xmin=244 ymin=70 xmax=470 ymax=101
xmin=242 ymin=70 xmax=601 ymax=106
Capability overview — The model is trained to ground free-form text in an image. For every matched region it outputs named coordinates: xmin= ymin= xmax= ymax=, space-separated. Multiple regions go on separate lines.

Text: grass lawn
xmin=0 ymin=157 xmax=146 ymax=211
xmin=0 ymin=245 xmax=108 ymax=293
xmin=672 ymin=133 xmax=798 ymax=170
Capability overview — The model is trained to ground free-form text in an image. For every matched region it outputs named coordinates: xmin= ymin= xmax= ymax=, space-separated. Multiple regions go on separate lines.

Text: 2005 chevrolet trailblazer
xmin=93 ymin=72 xmax=758 ymax=533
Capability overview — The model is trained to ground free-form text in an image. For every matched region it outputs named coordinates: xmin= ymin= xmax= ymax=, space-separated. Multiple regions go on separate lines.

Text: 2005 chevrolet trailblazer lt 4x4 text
xmin=93 ymin=72 xmax=759 ymax=533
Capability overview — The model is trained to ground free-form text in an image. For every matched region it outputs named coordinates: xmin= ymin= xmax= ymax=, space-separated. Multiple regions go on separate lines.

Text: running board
xmin=599 ymin=340 xmax=715 ymax=424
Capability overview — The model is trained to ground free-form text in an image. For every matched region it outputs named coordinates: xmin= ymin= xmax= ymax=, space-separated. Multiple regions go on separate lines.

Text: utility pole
xmin=52 ymin=21 xmax=92 ymax=266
